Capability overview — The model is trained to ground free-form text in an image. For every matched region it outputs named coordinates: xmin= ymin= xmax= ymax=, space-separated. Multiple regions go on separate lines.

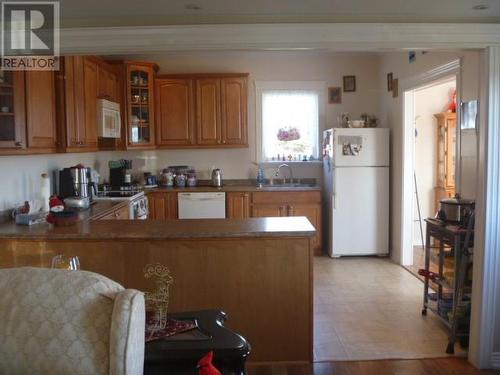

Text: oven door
xmin=131 ymin=196 xmax=148 ymax=219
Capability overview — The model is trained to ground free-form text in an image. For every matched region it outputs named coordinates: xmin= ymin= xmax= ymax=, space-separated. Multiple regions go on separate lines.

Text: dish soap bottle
xmin=256 ymin=166 xmax=265 ymax=187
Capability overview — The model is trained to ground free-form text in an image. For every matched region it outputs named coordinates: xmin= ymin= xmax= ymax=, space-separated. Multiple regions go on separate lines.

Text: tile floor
xmin=313 ymin=256 xmax=466 ymax=361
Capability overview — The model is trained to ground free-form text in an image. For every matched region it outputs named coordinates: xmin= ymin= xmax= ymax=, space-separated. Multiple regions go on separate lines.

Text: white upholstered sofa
xmin=0 ymin=267 xmax=145 ymax=375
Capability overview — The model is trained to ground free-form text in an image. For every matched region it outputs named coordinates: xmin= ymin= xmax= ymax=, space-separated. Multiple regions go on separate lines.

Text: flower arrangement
xmin=277 ymin=127 xmax=301 ymax=142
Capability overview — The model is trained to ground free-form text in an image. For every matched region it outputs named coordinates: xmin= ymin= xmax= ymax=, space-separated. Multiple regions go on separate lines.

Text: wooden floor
xmin=248 ymin=358 xmax=500 ymax=375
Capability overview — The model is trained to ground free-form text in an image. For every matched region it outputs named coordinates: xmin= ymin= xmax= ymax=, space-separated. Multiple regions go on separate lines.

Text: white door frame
xmin=468 ymin=46 xmax=500 ymax=370
xmin=400 ymin=59 xmax=461 ymax=266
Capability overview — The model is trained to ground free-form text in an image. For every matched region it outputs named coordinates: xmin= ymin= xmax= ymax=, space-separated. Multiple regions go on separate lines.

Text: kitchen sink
xmin=259 ymin=183 xmax=317 ymax=189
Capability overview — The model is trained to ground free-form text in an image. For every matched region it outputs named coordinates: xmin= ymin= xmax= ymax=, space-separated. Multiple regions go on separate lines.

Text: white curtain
xmin=262 ymin=90 xmax=319 ymax=161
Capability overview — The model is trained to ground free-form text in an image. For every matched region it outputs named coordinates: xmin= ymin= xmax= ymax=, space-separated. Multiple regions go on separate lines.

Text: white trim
xmin=468 ymin=46 xmax=500 ymax=369
xmin=399 ymin=60 xmax=461 ymax=266
xmin=254 ymin=81 xmax=326 ymax=163
xmin=60 ymin=23 xmax=500 ymax=54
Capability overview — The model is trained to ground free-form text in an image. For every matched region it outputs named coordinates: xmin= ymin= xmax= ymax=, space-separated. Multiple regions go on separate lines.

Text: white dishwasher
xmin=178 ymin=192 xmax=226 ymax=219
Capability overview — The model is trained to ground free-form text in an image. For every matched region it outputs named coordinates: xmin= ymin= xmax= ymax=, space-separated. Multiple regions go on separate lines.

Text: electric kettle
xmin=211 ymin=168 xmax=223 ymax=187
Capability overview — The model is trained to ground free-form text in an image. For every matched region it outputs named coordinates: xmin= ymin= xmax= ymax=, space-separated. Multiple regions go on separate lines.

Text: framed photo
xmin=392 ymin=78 xmax=399 ymax=98
xmin=343 ymin=75 xmax=356 ymax=92
xmin=387 ymin=73 xmax=393 ymax=91
xmin=328 ymin=87 xmax=341 ymax=104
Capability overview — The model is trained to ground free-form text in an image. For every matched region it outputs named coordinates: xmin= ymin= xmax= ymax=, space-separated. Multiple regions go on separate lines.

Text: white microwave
xmin=97 ymin=99 xmax=121 ymax=138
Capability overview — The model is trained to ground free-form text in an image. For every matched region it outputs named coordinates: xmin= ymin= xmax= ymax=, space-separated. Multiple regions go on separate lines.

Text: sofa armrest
xmin=109 ymin=289 xmax=145 ymax=375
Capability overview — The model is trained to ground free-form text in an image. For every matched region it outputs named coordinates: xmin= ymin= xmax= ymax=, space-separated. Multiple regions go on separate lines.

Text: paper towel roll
xmin=40 ymin=173 xmax=50 ymax=212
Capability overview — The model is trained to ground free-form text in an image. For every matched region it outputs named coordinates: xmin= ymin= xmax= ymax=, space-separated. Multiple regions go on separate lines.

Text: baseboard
xmin=491 ymin=352 xmax=500 ymax=369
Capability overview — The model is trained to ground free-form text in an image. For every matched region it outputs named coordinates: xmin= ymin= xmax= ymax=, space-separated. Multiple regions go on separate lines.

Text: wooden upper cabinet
xmin=97 ymin=64 xmax=120 ymax=102
xmin=82 ymin=57 xmax=99 ymax=149
xmin=25 ymin=71 xmax=57 ymax=150
xmin=196 ymin=78 xmax=221 ymax=145
xmin=221 ymin=77 xmax=247 ymax=145
xmin=155 ymin=78 xmax=195 ymax=146
xmin=56 ymin=56 xmax=97 ymax=152
xmin=125 ymin=62 xmax=158 ymax=149
xmin=0 ymin=71 xmax=26 ymax=150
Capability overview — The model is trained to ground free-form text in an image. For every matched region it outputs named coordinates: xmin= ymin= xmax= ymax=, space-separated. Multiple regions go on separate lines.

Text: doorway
xmin=406 ymin=77 xmax=457 ymax=277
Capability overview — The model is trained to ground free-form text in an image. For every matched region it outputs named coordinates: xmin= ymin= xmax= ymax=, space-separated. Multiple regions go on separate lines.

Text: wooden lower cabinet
xmin=251 ymin=191 xmax=322 ymax=255
xmin=226 ymin=192 xmax=250 ymax=219
xmin=148 ymin=192 xmax=178 ymax=219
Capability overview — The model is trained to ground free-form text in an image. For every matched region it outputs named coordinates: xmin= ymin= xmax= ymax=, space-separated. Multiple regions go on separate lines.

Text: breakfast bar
xmin=0 ymin=216 xmax=315 ymax=363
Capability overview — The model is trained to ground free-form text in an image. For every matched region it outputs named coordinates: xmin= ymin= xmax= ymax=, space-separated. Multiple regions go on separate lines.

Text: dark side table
xmin=144 ymin=310 xmax=251 ymax=375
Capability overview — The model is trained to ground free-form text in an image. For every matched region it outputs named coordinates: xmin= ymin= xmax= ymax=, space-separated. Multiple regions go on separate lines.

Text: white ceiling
xmin=60 ymin=0 xmax=500 ymax=27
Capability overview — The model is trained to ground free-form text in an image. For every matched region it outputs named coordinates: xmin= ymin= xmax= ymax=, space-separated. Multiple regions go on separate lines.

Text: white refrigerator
xmin=322 ymin=128 xmax=390 ymax=257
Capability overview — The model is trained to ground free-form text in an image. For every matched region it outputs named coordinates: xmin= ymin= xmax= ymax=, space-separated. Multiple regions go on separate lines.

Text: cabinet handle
xmin=14 ymin=141 xmax=23 ymax=147
xmin=217 ymin=140 xmax=221 ymax=144
xmin=222 ymin=140 xmax=226 ymax=144
xmin=114 ymin=213 xmax=120 ymax=218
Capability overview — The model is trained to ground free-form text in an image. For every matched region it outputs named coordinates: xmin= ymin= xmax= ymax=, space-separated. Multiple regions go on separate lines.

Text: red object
xmin=418 ymin=269 xmax=442 ymax=282
xmin=447 ymin=89 xmax=457 ymax=113
xmin=197 ymin=351 xmax=221 ymax=375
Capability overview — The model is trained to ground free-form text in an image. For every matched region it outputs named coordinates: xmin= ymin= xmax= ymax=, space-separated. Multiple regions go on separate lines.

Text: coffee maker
xmin=59 ymin=166 xmax=96 ymax=209
xmin=109 ymin=159 xmax=133 ymax=189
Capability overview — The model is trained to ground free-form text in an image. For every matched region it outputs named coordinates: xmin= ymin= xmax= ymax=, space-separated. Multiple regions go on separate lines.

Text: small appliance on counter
xmin=109 ymin=159 xmax=133 ymax=189
xmin=211 ymin=168 xmax=223 ymax=187
xmin=58 ymin=165 xmax=97 ymax=210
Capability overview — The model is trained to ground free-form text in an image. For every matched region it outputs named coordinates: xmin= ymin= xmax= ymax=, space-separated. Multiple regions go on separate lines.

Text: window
xmin=256 ymin=82 xmax=324 ymax=162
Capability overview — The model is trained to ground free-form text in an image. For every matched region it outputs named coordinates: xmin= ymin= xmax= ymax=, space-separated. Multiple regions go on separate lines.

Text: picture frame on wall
xmin=328 ymin=87 xmax=342 ymax=104
xmin=392 ymin=78 xmax=399 ymax=98
xmin=343 ymin=76 xmax=356 ymax=92
xmin=387 ymin=73 xmax=393 ymax=91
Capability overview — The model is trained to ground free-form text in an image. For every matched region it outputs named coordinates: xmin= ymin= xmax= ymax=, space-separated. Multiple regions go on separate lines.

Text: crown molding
xmin=60 ymin=23 xmax=500 ymax=54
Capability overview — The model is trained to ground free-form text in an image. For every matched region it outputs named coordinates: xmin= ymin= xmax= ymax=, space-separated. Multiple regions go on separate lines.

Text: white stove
xmin=94 ymin=190 xmax=148 ymax=219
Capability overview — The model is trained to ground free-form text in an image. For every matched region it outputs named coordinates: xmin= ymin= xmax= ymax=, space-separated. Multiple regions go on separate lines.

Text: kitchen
xmin=0 ymin=39 xmax=495 ymax=373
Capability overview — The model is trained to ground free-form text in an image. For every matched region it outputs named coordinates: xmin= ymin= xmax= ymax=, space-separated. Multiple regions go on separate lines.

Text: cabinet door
xmin=251 ymin=204 xmax=286 ymax=218
xmin=148 ymin=192 xmax=178 ymax=219
xmin=221 ymin=77 xmax=247 ymax=145
xmin=196 ymin=78 xmax=221 ymax=145
xmin=0 ymin=71 xmax=25 ymax=149
xmin=126 ymin=64 xmax=155 ymax=148
xmin=97 ymin=64 xmax=119 ymax=102
xmin=288 ymin=203 xmax=322 ymax=254
xmin=83 ymin=57 xmax=98 ymax=149
xmin=227 ymin=192 xmax=250 ymax=219
xmin=155 ymin=78 xmax=195 ymax=146
xmin=25 ymin=71 xmax=57 ymax=150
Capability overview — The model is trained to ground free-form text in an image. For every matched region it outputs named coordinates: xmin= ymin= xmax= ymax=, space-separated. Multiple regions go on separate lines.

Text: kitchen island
xmin=0 ymin=216 xmax=315 ymax=363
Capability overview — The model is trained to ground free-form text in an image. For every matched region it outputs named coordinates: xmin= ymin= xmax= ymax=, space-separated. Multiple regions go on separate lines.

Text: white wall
xmin=116 ymin=50 xmax=383 ymax=179
xmin=0 ymin=51 xmax=383 ymax=211
xmin=379 ymin=50 xmax=480 ymax=263
xmin=413 ymin=79 xmax=456 ymax=245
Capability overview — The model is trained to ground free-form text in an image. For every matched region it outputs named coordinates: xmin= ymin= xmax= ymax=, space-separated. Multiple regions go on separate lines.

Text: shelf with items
xmin=421 ymin=217 xmax=474 ymax=354
xmin=124 ymin=61 xmax=158 ymax=149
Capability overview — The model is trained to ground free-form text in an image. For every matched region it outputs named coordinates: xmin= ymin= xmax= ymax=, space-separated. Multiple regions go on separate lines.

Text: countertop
xmin=146 ymin=185 xmax=321 ymax=193
xmin=0 ymin=216 xmax=315 ymax=240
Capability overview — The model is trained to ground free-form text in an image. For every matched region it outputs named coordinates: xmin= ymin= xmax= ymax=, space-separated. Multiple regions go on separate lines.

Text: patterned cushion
xmin=0 ymin=267 xmax=144 ymax=375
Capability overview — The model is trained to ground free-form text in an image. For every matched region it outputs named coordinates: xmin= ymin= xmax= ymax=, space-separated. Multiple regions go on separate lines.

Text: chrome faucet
xmin=273 ymin=164 xmax=294 ymax=184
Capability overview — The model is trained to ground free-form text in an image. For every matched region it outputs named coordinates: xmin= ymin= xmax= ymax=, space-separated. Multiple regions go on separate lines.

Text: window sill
xmin=258 ymin=160 xmax=323 ymax=166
